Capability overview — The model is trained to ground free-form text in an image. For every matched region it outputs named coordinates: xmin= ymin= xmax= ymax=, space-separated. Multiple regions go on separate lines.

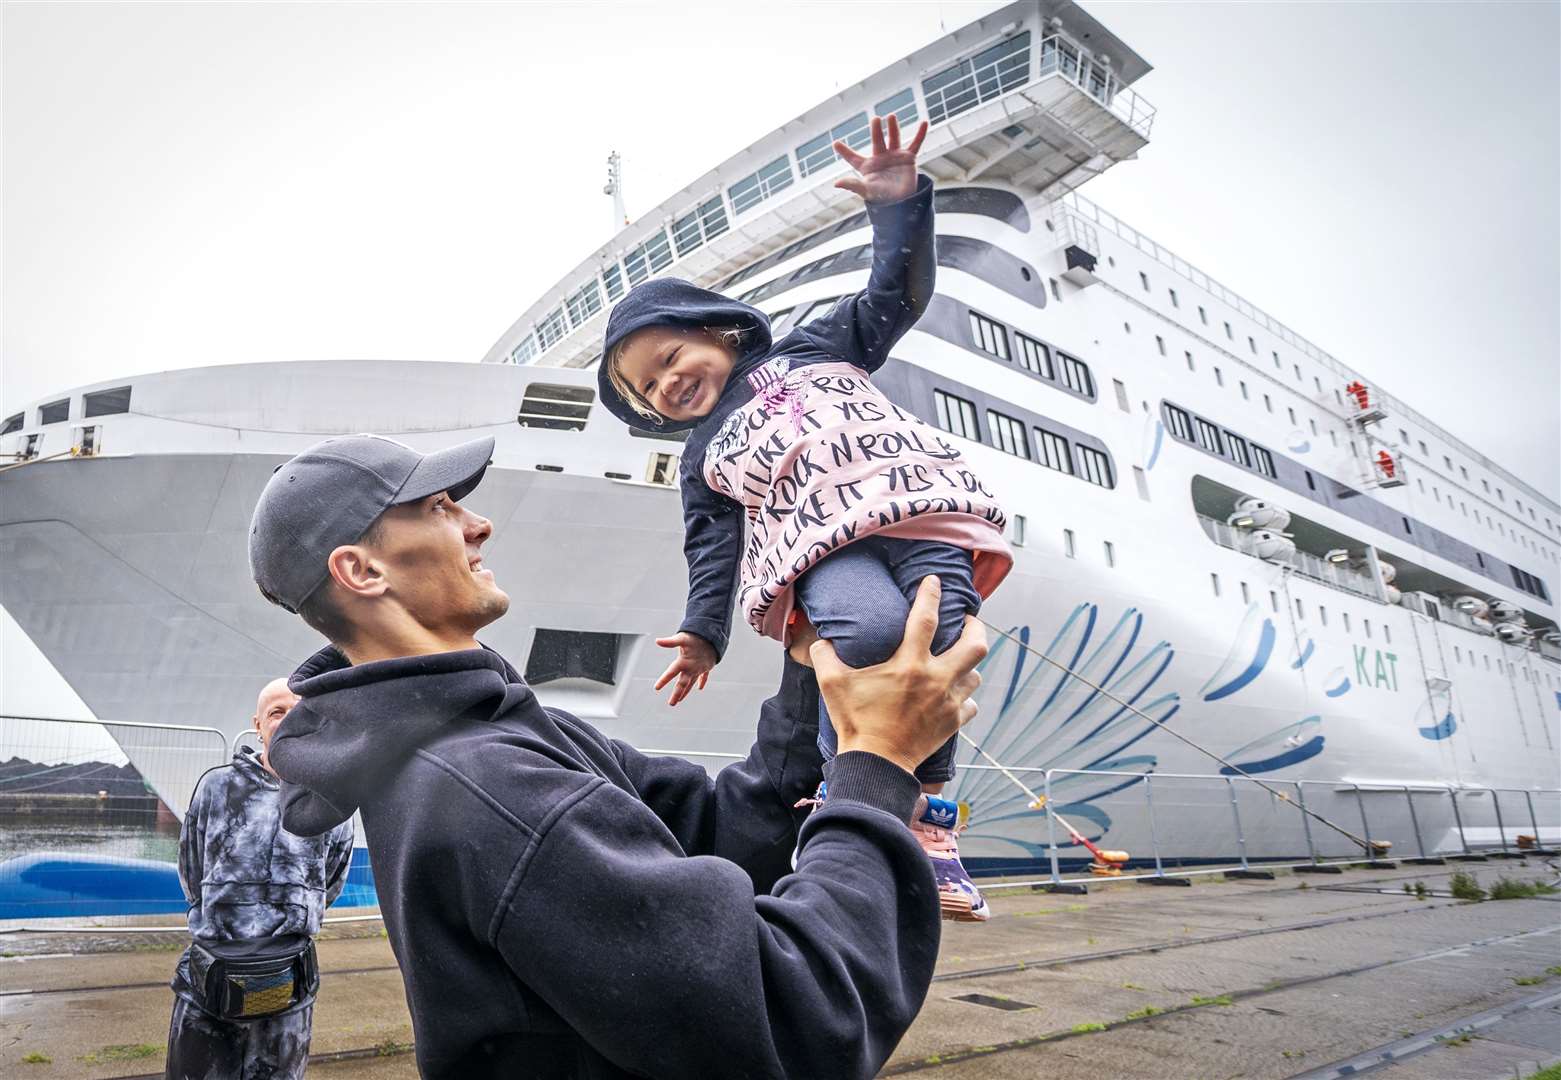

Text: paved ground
xmin=2 ymin=861 xmax=1557 ymax=1078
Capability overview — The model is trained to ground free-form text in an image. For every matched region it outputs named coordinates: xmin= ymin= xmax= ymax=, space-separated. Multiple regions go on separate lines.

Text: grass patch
xmin=1191 ymin=994 xmax=1234 ymax=1007
xmin=1121 ymin=982 xmax=1146 ymax=991
xmin=1526 ymin=1062 xmax=1561 ymax=1080
xmin=81 ymin=1044 xmax=161 ymax=1064
xmin=1488 ymin=877 xmax=1560 ymax=900
xmin=1071 ymin=1022 xmax=1107 ymax=1033
xmin=375 ymin=1039 xmax=414 ymax=1057
xmin=1514 ymin=975 xmax=1546 ymax=986
xmin=1125 ymin=1005 xmax=1162 ymax=1020
xmin=1448 ymin=872 xmax=1486 ymax=901
xmin=1434 ymin=1031 xmax=1475 ymax=1047
xmin=22 ymin=1052 xmax=51 ymax=1064
xmin=1547 ymin=966 xmax=1561 ymax=977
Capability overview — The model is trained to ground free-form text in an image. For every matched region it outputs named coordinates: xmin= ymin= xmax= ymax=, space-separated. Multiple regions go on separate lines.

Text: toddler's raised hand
xmin=833 ymin=114 xmax=929 ymax=205
xmin=653 ymin=632 xmax=718 ymax=707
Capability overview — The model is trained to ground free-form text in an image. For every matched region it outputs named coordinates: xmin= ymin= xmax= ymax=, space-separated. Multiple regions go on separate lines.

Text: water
xmin=0 ymin=817 xmax=179 ymax=865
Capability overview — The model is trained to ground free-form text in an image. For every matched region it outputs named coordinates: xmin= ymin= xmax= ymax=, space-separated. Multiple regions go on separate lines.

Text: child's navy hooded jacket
xmin=598 ymin=176 xmax=937 ymax=658
xmin=268 ymin=644 xmax=938 ymax=1079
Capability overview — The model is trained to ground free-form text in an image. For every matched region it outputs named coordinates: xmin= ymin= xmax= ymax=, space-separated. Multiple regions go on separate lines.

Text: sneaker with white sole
xmin=913 ymin=795 xmax=989 ymax=922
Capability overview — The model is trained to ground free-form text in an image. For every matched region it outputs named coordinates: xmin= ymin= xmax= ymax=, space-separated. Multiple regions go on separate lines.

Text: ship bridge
xmin=480 ymin=0 xmax=1153 ymax=373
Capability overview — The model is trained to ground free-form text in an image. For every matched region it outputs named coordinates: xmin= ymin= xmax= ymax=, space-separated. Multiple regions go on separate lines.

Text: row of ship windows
xmin=967 ymin=311 xmax=1093 ymax=396
xmin=1163 ymin=403 xmax=1277 ymax=479
xmin=1129 ymin=262 xmax=1559 ymax=547
xmin=931 ymin=388 xmax=1113 ymax=488
xmin=505 ymin=31 xmax=1039 ymax=366
xmin=3 ymin=386 xmax=133 ymax=435
xmin=1009 ymin=517 xmax=1119 ymax=570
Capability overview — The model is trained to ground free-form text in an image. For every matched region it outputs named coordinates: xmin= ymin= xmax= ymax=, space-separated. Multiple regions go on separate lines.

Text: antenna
xmin=603 ymin=151 xmax=627 ymax=233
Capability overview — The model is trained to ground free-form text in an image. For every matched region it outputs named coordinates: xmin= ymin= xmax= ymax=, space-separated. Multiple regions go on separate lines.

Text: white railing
xmin=1196 ymin=514 xmax=1380 ymax=600
xmin=1038 ymin=34 xmax=1155 ymax=138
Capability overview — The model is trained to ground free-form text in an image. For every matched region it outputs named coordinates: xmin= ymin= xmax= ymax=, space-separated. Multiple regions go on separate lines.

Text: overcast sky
xmin=3 ymin=0 xmax=1558 ymax=752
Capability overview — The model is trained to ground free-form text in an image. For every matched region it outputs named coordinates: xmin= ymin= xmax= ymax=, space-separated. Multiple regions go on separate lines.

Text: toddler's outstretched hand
xmin=833 ymin=113 xmax=929 ymax=205
xmin=653 ymin=632 xmax=717 ymax=707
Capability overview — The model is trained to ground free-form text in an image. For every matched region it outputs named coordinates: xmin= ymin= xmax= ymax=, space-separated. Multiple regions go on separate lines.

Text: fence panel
xmin=1 ymin=715 xmax=227 ymax=922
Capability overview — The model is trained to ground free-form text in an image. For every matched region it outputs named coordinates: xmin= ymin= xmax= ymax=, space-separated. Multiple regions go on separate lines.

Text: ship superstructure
xmin=3 ymin=1 xmax=1557 ymax=885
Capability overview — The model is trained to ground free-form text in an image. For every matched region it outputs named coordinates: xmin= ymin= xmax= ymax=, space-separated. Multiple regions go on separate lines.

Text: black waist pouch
xmin=188 ymin=934 xmax=319 ymax=1021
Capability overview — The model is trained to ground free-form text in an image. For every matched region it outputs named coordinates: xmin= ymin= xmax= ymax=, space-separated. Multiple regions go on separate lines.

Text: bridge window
xmin=922 ymin=32 xmax=1030 ymax=124
xmin=518 ymin=383 xmax=594 ymax=431
xmin=969 ymin=311 xmax=1009 ymax=360
xmin=1015 ymin=332 xmax=1052 ymax=377
xmin=1194 ymin=417 xmax=1224 ymax=455
xmin=537 ymin=306 xmax=568 ymax=350
xmin=875 ymin=88 xmax=919 ymax=127
xmin=83 ymin=386 xmax=132 ymax=417
xmin=510 ymin=334 xmax=537 ymax=365
xmin=729 ymin=155 xmax=794 ymax=215
xmin=39 ymin=399 xmax=69 ymax=425
xmin=566 ymin=280 xmax=602 ymax=325
xmin=1060 ymin=353 xmax=1093 ymax=396
xmin=1034 ymin=426 xmax=1073 ymax=475
xmin=602 ymin=264 xmax=625 ymax=301
xmin=1078 ymin=445 xmax=1114 ymax=488
xmin=1 ymin=413 xmax=21 ymax=436
xmin=796 ymin=113 xmax=870 ymax=177
xmin=672 ymin=196 xmax=730 ymax=257
xmin=623 ymin=229 xmax=674 ymax=285
xmin=934 ymin=390 xmax=979 ymax=440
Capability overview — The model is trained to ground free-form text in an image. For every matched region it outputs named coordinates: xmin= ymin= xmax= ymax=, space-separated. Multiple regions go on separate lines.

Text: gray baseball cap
xmin=249 ymin=433 xmax=495 ymax=612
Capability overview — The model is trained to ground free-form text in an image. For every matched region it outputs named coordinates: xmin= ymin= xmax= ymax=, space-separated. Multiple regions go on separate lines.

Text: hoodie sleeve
xmin=177 ymin=776 xmax=210 ymax=909
xmin=788 ymin=173 xmax=935 ymax=374
xmin=677 ymin=464 xmax=743 ymax=659
xmin=323 ymin=820 xmax=355 ymax=907
xmin=604 ymin=655 xmax=821 ymax=892
xmin=490 ymin=751 xmax=936 ymax=1080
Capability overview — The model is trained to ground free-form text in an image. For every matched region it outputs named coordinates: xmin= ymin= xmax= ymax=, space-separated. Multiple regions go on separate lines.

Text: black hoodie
xmin=597 ymin=176 xmax=936 ymax=658
xmin=268 ymin=645 xmax=938 ymax=1079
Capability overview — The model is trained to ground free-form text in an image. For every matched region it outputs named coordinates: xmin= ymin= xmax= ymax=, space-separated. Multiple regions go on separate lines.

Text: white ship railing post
xmin=1402 ymin=786 xmax=1434 ymax=864
xmin=1489 ymin=789 xmax=1515 ymax=857
xmin=1044 ymin=769 xmax=1062 ymax=887
xmin=1447 ymin=787 xmax=1479 ymax=860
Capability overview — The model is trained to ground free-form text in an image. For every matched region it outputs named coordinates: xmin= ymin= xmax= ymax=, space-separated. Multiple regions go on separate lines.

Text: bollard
xmin=1401 ymin=787 xmax=1442 ymax=865
xmin=1292 ymin=781 xmax=1342 ymax=874
xmin=1224 ymin=777 xmax=1273 ymax=880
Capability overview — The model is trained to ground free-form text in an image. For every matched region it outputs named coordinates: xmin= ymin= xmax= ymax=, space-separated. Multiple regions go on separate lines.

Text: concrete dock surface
xmin=3 ymin=862 xmax=1557 ymax=1078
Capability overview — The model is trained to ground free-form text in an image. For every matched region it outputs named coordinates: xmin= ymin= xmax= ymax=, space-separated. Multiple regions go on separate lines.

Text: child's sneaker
xmin=790 ymin=781 xmax=827 ymax=871
xmin=912 ymin=795 xmax=989 ymax=922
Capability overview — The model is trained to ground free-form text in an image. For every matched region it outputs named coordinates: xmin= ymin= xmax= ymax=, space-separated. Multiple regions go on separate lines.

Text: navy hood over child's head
xmin=597 ymin=278 xmax=773 ymax=433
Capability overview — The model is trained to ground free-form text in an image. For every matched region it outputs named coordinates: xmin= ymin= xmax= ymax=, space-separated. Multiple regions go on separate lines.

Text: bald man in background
xmin=165 ymin=679 xmax=355 ymax=1080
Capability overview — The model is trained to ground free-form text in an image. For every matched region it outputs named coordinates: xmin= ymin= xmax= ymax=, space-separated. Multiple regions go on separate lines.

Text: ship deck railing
xmin=1196 ymin=513 xmax=1381 ymax=601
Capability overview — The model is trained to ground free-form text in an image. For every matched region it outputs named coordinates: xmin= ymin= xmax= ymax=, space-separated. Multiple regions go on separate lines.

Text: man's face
xmin=371 ymin=491 xmax=510 ymax=636
xmin=252 ymin=678 xmax=299 ymax=768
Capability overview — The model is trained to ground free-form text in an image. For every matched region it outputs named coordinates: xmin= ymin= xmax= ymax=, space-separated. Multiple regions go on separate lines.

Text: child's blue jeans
xmin=794 ymin=535 xmax=980 ymax=785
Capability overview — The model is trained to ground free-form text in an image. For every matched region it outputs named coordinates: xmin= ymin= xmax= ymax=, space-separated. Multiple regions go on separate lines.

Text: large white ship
xmin=4 ymin=1 xmax=1557 ymax=905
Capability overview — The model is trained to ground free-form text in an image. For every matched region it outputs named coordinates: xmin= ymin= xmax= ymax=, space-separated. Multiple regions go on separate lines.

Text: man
xmin=167 ymin=678 xmax=356 ymax=1080
xmin=251 ymin=433 xmax=985 ymax=1079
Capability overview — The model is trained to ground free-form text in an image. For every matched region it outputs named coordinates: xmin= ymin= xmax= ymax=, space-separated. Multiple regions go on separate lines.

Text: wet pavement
xmin=2 ymin=862 xmax=1557 ymax=1078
